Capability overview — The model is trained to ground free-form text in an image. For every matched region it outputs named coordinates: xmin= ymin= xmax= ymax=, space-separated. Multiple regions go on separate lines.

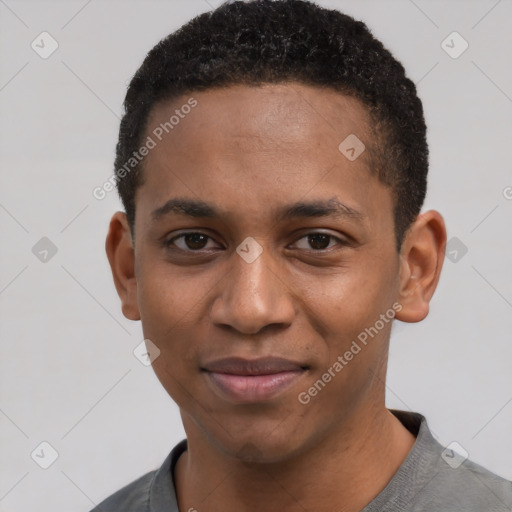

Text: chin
xmin=209 ymin=422 xmax=310 ymax=465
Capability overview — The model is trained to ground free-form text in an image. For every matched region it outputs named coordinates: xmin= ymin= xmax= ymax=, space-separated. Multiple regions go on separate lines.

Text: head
xmin=106 ymin=0 xmax=446 ymax=462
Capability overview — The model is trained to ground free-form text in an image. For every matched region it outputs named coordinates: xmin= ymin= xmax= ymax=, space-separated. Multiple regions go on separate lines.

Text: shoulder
xmin=90 ymin=470 xmax=156 ymax=512
xmin=89 ymin=439 xmax=187 ymax=512
xmin=410 ymin=417 xmax=512 ymax=511
xmin=421 ymin=455 xmax=512 ymax=511
xmin=375 ymin=411 xmax=512 ymax=512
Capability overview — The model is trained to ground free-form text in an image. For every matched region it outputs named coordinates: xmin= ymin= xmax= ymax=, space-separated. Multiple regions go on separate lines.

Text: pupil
xmin=185 ymin=233 xmax=207 ymax=249
xmin=309 ymin=234 xmax=330 ymax=250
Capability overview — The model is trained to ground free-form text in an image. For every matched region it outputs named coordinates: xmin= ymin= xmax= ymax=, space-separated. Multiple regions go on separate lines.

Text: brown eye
xmin=183 ymin=233 xmax=208 ymax=250
xmin=166 ymin=232 xmax=219 ymax=251
xmin=307 ymin=233 xmax=331 ymax=250
xmin=292 ymin=232 xmax=343 ymax=251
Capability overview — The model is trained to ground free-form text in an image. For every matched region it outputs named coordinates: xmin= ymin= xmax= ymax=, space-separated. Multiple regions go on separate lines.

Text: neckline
xmin=152 ymin=410 xmax=433 ymax=511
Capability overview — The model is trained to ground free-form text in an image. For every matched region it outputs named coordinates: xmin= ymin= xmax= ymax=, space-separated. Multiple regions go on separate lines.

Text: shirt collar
xmin=147 ymin=410 xmax=436 ymax=511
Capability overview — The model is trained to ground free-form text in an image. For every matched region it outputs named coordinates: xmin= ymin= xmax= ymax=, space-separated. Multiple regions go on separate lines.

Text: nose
xmin=209 ymin=244 xmax=296 ymax=335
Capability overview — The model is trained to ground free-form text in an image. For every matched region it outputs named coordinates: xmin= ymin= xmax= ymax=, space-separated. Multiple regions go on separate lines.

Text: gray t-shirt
xmin=91 ymin=410 xmax=512 ymax=511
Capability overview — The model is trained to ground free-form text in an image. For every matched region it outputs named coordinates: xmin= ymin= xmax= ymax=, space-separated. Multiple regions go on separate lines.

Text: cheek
xmin=136 ymin=258 xmax=209 ymax=331
xmin=136 ymin=265 xmax=206 ymax=386
xmin=294 ymin=270 xmax=396 ymax=416
xmin=294 ymin=260 xmax=397 ymax=341
xmin=144 ymin=314 xmax=202 ymax=411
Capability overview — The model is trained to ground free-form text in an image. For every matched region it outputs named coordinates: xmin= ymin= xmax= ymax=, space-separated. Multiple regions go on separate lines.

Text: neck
xmin=174 ymin=407 xmax=416 ymax=512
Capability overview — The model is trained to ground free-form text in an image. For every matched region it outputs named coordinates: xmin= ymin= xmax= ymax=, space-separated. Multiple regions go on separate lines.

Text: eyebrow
xmin=151 ymin=197 xmax=365 ymax=222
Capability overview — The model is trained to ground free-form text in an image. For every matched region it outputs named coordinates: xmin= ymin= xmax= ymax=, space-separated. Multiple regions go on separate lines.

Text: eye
xmin=166 ymin=232 xmax=221 ymax=251
xmin=164 ymin=231 xmax=347 ymax=254
xmin=292 ymin=232 xmax=346 ymax=251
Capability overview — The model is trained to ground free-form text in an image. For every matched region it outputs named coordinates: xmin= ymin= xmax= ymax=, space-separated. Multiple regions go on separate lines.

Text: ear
xmin=105 ymin=211 xmax=141 ymax=321
xmin=395 ymin=210 xmax=447 ymax=323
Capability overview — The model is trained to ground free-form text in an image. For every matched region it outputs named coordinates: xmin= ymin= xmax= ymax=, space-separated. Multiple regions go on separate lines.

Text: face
xmin=125 ymin=83 xmax=405 ymax=461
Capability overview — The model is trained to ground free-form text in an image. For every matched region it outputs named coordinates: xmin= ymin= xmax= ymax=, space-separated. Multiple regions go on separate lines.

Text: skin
xmin=106 ymin=83 xmax=446 ymax=512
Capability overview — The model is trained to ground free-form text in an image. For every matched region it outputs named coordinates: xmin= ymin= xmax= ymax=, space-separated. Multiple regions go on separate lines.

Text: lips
xmin=201 ymin=357 xmax=307 ymax=403
xmin=202 ymin=356 xmax=306 ymax=375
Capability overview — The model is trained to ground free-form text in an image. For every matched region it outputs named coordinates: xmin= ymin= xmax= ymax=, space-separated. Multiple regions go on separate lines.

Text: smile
xmin=201 ymin=357 xmax=308 ymax=403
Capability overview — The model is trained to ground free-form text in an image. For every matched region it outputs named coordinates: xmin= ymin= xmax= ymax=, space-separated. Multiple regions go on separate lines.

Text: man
xmin=96 ymin=0 xmax=512 ymax=510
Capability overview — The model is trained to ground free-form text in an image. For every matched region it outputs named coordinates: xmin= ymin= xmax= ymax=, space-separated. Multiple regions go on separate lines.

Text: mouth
xmin=201 ymin=357 xmax=308 ymax=403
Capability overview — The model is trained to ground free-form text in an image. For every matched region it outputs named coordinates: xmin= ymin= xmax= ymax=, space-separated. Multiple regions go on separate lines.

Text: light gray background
xmin=1 ymin=0 xmax=511 ymax=510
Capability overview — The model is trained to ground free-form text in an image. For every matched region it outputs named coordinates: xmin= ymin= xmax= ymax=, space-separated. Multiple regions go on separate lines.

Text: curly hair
xmin=114 ymin=0 xmax=428 ymax=251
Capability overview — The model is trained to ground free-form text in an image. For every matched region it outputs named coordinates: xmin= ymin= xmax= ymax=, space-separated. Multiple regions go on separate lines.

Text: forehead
xmin=135 ymin=83 xmax=392 ymax=232
xmin=147 ymin=83 xmax=372 ymax=153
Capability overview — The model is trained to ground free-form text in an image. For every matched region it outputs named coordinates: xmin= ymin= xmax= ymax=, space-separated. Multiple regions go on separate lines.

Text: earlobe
xmin=105 ymin=212 xmax=141 ymax=321
xmin=395 ymin=210 xmax=447 ymax=323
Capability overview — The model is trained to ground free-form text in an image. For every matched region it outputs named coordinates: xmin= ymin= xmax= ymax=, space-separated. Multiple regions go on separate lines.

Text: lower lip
xmin=206 ymin=371 xmax=305 ymax=403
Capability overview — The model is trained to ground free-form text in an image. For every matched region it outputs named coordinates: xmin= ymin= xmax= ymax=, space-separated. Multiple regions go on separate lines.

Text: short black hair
xmin=114 ymin=0 xmax=428 ymax=251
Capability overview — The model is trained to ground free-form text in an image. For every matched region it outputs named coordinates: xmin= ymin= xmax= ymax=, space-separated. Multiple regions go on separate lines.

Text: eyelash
xmin=164 ymin=231 xmax=348 ymax=253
